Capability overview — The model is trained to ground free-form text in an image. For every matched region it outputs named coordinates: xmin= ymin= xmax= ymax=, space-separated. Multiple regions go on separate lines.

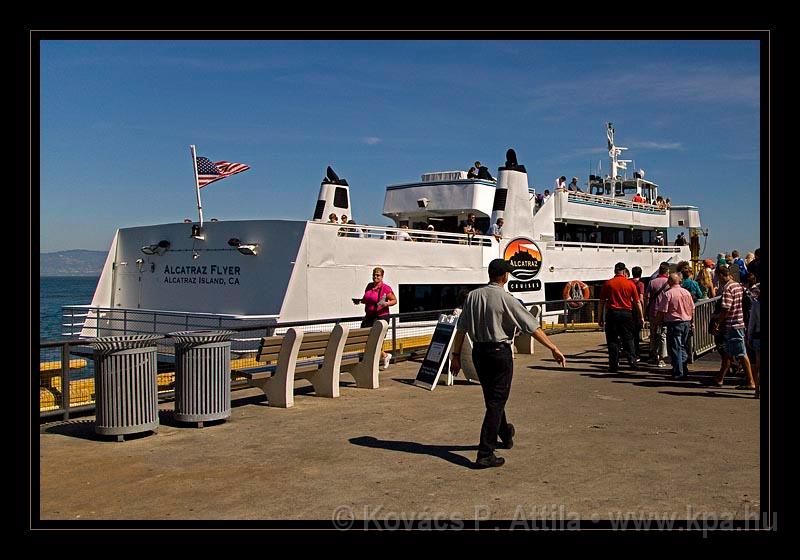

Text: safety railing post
xmin=391 ymin=316 xmax=397 ymax=357
xmin=61 ymin=342 xmax=71 ymax=421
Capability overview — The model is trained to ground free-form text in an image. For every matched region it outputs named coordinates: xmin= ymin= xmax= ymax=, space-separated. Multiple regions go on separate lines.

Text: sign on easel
xmin=414 ymin=314 xmax=459 ymax=391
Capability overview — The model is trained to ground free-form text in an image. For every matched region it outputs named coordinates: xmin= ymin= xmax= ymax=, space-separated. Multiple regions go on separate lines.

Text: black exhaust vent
xmin=313 ymin=200 xmax=326 ymax=220
xmin=492 ymin=189 xmax=508 ymax=212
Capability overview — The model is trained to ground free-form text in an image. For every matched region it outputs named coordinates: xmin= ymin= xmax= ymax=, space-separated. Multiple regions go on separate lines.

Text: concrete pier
xmin=39 ymin=331 xmax=759 ymax=522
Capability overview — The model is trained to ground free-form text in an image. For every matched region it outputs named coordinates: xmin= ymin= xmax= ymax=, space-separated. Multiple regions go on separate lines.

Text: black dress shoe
xmin=627 ymin=361 xmax=640 ymax=371
xmin=475 ymin=454 xmax=505 ymax=468
xmin=498 ymin=424 xmax=515 ymax=449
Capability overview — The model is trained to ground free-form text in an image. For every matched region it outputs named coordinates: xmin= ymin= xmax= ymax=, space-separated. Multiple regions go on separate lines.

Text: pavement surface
xmin=39 ymin=332 xmax=760 ymax=523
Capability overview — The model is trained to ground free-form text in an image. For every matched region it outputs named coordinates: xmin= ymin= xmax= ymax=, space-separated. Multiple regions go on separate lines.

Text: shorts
xmin=360 ymin=315 xmax=388 ymax=328
xmin=724 ymin=328 xmax=747 ymax=359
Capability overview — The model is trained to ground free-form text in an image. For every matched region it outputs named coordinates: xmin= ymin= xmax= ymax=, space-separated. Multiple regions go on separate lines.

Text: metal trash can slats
xmin=91 ymin=335 xmax=163 ymax=440
xmin=170 ymin=331 xmax=234 ymax=426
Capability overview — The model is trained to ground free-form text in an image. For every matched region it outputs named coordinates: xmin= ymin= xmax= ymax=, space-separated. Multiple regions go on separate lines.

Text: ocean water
xmin=39 ymin=276 xmax=98 ymax=340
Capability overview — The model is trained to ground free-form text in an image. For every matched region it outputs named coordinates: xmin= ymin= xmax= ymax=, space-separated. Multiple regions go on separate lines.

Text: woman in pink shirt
xmin=353 ymin=267 xmax=397 ymax=369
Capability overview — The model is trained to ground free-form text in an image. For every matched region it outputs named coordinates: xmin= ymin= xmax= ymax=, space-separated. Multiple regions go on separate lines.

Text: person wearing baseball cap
xmin=450 ymin=258 xmax=566 ymax=469
xmin=599 ymin=262 xmax=644 ymax=373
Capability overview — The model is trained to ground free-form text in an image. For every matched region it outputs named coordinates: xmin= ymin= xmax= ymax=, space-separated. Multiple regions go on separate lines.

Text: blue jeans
xmin=666 ymin=321 xmax=691 ymax=377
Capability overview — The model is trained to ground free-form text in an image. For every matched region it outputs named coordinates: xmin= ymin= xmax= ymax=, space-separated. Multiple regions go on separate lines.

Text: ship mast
xmin=607 ymin=122 xmax=632 ymax=196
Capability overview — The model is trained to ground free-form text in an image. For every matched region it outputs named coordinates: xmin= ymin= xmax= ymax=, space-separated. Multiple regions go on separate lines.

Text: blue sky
xmin=39 ymin=39 xmax=761 ymax=258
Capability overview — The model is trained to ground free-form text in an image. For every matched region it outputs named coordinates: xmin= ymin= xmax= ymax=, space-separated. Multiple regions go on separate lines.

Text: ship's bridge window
xmin=620 ymin=181 xmax=639 ymax=196
xmin=333 ymin=187 xmax=349 ymax=209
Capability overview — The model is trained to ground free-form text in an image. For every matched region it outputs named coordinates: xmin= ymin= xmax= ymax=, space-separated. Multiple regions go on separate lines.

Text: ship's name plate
xmin=162 ymin=264 xmax=242 ymax=286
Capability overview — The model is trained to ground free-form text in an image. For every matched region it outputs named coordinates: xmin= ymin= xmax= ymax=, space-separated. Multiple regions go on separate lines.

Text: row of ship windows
xmin=555 ymin=223 xmax=665 ymax=245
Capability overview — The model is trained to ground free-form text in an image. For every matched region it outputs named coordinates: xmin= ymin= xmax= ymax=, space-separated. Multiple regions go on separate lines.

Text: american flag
xmin=196 ymin=156 xmax=250 ymax=188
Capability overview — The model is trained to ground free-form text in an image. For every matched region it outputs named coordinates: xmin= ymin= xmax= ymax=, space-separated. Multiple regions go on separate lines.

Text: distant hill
xmin=40 ymin=250 xmax=106 ymax=276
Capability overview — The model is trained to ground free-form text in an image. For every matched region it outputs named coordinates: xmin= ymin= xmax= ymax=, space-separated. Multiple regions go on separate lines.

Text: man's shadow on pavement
xmin=349 ymin=436 xmax=479 ymax=469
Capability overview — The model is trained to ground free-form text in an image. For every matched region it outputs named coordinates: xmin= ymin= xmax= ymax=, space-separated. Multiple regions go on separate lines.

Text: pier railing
xmin=43 ymin=297 xmax=722 ymax=420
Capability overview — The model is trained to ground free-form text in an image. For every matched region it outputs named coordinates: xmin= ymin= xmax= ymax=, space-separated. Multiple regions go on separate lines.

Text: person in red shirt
xmin=599 ymin=262 xmax=645 ymax=372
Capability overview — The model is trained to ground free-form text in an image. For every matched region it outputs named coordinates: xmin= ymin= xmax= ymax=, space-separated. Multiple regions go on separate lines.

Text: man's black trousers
xmin=605 ymin=308 xmax=637 ymax=369
xmin=473 ymin=342 xmax=514 ymax=458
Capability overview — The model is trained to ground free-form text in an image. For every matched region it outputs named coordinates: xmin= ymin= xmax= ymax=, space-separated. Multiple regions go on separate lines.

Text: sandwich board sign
xmin=414 ymin=313 xmax=459 ymax=390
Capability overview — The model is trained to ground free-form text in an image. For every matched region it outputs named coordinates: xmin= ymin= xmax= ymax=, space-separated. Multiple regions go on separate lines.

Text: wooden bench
xmin=338 ymin=320 xmax=389 ymax=391
xmin=236 ymin=320 xmax=387 ymax=408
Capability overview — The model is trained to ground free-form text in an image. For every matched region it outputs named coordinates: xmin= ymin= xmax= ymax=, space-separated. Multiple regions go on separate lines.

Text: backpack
xmin=742 ymin=287 xmax=752 ymax=324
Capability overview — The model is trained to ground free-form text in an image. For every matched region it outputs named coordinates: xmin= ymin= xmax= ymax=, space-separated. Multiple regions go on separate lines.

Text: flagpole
xmin=190 ymin=144 xmax=204 ymax=227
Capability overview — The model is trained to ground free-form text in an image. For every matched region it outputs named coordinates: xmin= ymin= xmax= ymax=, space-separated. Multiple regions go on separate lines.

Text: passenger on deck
xmin=328 ymin=213 xmax=339 ymax=223
xmin=467 ymin=166 xmax=478 ymax=179
xmin=675 ymin=232 xmax=688 ymax=246
xmin=424 ymin=224 xmax=439 ymax=243
xmin=460 ymin=213 xmax=480 ymax=236
xmin=555 ymin=176 xmax=567 ymax=190
xmin=487 ymin=218 xmax=504 ymax=241
xmin=568 ymin=176 xmax=582 ymax=192
xmin=542 ymin=189 xmax=552 ymax=203
xmin=632 ymin=193 xmax=645 ymax=203
xmin=397 ymin=224 xmax=412 ymax=241
xmin=665 ymin=198 xmax=671 ymax=209
xmin=346 ymin=219 xmax=361 ymax=238
xmin=475 ymin=161 xmax=494 ymax=181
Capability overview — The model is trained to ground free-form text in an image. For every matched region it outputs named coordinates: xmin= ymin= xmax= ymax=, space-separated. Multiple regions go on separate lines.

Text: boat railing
xmin=61 ymin=305 xmax=254 ymax=338
xmin=548 ymin=241 xmax=683 ymax=253
xmin=563 ymin=188 xmax=667 ymax=214
xmin=43 ymin=298 xmax=722 ymax=420
xmin=321 ymin=221 xmax=494 ymax=247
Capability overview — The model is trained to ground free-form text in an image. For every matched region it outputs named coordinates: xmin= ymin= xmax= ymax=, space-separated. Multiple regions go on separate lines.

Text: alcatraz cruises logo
xmin=503 ymin=237 xmax=543 ymax=292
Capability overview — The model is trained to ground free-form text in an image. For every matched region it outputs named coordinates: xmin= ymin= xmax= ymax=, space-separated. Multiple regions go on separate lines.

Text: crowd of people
xmin=350 ymin=247 xmax=761 ymax=469
xmin=598 ymin=248 xmax=762 ymax=398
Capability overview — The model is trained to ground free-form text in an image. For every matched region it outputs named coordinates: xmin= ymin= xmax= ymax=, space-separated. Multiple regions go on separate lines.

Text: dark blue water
xmin=39 ymin=276 xmax=99 ymax=340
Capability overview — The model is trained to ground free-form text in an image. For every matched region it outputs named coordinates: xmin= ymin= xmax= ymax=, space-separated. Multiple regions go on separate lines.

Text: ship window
xmin=333 ymin=187 xmax=349 ymax=209
xmin=398 ymin=283 xmax=484 ymax=321
xmin=313 ymin=200 xmax=326 ymax=220
xmin=492 ymin=189 xmax=508 ymax=212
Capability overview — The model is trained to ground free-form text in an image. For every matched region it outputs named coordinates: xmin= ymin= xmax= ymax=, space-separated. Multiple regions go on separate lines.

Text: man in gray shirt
xmin=450 ymin=259 xmax=566 ymax=469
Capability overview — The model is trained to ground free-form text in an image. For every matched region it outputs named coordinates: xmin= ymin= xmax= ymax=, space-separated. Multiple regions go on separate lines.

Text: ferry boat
xmin=79 ymin=124 xmax=700 ymax=337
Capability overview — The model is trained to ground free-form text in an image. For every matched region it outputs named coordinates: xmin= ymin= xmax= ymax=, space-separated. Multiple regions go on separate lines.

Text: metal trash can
xmin=91 ymin=335 xmax=164 ymax=441
xmin=168 ymin=330 xmax=235 ymax=427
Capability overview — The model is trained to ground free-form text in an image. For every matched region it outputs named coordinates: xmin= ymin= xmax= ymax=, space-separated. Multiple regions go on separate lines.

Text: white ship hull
xmin=89 ymin=219 xmax=690 ymax=324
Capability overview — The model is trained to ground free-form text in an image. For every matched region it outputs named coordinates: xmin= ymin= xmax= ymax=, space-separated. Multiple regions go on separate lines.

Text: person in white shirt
xmin=555 ymin=176 xmax=567 ymax=190
xmin=487 ymin=218 xmax=504 ymax=241
xmin=396 ymin=224 xmax=412 ymax=241
xmin=542 ymin=189 xmax=552 ymax=203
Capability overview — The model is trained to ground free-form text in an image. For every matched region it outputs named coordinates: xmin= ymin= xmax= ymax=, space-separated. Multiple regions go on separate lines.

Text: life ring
xmin=563 ymin=280 xmax=590 ymax=309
